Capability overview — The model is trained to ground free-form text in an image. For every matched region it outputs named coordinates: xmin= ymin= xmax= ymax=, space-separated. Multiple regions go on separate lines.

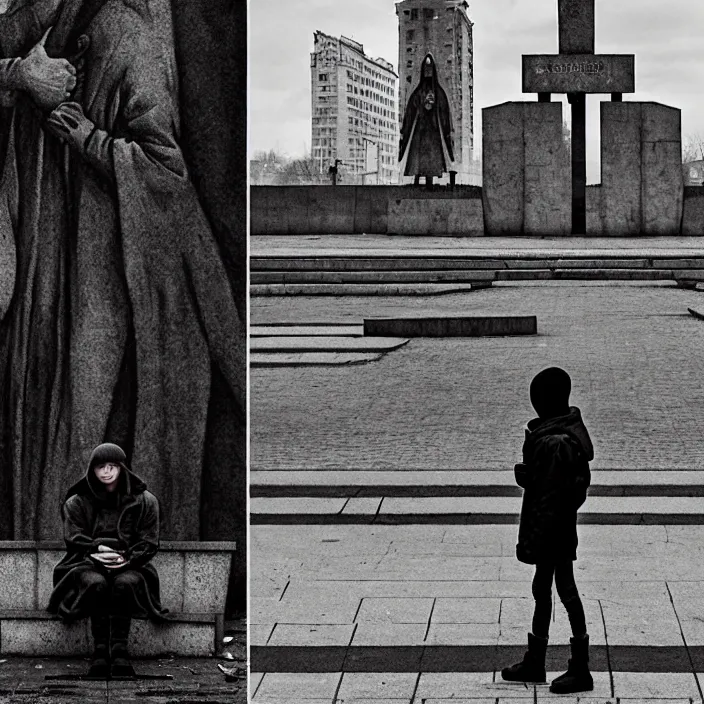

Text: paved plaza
xmin=251 ymin=237 xmax=704 ymax=702
xmin=252 ymin=280 xmax=704 ymax=471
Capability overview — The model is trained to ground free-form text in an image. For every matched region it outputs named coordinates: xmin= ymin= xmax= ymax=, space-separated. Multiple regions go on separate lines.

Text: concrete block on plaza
xmin=642 ymin=105 xmax=683 ymax=234
xmin=183 ymin=552 xmax=232 ymax=613
xmin=483 ymin=102 xmax=569 ymax=235
xmin=0 ymin=551 xmax=36 ymax=610
xmin=387 ymin=198 xmax=484 ymax=236
xmin=363 ymin=315 xmax=537 ymax=338
xmin=682 ymin=187 xmax=704 ymax=235
xmin=601 ymin=102 xmax=683 ymax=235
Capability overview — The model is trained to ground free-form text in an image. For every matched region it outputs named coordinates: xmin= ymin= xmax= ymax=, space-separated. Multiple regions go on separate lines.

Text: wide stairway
xmin=250 ymin=243 xmax=704 ymax=294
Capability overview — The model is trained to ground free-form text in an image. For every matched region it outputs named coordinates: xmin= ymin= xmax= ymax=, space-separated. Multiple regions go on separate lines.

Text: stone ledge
xmin=0 ymin=542 xmax=235 ymax=657
xmin=0 ymin=611 xmax=223 ymax=657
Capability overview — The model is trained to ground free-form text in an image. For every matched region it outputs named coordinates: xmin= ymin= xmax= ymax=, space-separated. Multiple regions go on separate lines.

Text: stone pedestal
xmin=601 ymin=102 xmax=683 ymax=235
xmin=482 ymin=102 xmax=570 ymax=235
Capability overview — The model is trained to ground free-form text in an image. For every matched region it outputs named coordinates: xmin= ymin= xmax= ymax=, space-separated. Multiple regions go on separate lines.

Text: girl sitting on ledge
xmin=48 ymin=443 xmax=168 ymax=677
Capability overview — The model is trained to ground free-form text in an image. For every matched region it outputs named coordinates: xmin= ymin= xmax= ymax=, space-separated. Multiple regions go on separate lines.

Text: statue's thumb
xmin=36 ymin=27 xmax=52 ymax=51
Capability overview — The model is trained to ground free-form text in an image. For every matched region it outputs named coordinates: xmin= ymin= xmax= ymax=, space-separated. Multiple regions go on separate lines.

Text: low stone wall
xmin=0 ymin=541 xmax=236 ymax=657
xmin=251 ymin=185 xmax=484 ymax=236
xmin=682 ymin=187 xmax=704 ymax=235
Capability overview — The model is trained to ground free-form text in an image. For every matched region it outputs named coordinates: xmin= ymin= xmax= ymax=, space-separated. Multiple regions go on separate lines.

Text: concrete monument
xmin=483 ymin=0 xmax=683 ymax=236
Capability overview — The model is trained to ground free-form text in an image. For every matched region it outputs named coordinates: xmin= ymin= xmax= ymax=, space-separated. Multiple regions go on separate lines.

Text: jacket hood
xmin=526 ymin=406 xmax=594 ymax=461
xmin=63 ymin=444 xmax=148 ymax=505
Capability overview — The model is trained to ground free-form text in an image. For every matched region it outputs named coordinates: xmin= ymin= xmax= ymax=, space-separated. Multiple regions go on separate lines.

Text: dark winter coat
xmin=47 ymin=464 xmax=168 ymax=622
xmin=515 ymin=407 xmax=594 ymax=565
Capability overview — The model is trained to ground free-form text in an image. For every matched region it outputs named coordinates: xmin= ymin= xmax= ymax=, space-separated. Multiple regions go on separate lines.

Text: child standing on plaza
xmin=501 ymin=367 xmax=594 ymax=694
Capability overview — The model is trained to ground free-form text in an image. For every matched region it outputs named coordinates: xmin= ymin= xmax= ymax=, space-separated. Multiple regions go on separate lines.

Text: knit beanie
xmin=88 ymin=443 xmax=127 ymax=469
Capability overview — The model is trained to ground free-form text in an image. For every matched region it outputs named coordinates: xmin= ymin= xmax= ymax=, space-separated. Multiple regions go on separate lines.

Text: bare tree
xmin=683 ymin=133 xmax=704 ymax=164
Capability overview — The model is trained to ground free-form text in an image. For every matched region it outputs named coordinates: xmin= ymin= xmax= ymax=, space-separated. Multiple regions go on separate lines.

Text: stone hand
xmin=18 ymin=28 xmax=76 ymax=110
xmin=45 ymin=101 xmax=95 ymax=150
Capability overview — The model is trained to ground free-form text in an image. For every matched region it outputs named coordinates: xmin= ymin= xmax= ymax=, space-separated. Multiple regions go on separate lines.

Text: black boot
xmin=550 ymin=634 xmax=594 ymax=694
xmin=501 ymin=633 xmax=548 ymax=683
xmin=110 ymin=615 xmax=136 ymax=678
xmin=87 ymin=614 xmax=110 ymax=678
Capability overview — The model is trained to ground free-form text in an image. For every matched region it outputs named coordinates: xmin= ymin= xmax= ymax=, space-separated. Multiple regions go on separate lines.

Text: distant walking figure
xmin=501 ymin=367 xmax=594 ymax=694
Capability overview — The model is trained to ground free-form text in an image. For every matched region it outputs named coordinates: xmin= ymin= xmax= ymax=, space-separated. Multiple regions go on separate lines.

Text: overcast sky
xmin=250 ymin=0 xmax=704 ymax=183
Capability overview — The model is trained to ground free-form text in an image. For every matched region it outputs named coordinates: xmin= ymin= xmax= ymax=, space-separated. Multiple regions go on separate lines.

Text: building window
xmin=423 ymin=7 xmax=436 ymax=19
xmin=319 ymin=73 xmax=328 ymax=81
xmin=406 ymin=29 xmax=415 ymax=41
xmin=410 ymin=8 xmax=418 ymax=20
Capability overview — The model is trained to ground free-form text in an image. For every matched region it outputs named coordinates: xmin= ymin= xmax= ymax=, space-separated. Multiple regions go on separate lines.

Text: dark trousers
xmin=77 ymin=568 xmax=144 ymax=617
xmin=531 ymin=561 xmax=587 ymax=639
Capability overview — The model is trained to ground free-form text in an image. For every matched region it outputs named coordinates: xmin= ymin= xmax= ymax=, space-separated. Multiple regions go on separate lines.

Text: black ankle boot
xmin=550 ymin=634 xmax=594 ymax=693
xmin=87 ymin=614 xmax=110 ymax=678
xmin=110 ymin=616 xmax=136 ymax=677
xmin=501 ymin=633 xmax=548 ymax=683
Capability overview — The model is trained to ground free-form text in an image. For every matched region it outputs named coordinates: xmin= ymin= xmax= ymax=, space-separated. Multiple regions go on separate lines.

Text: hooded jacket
xmin=47 ymin=451 xmax=167 ymax=621
xmin=515 ymin=407 xmax=594 ymax=565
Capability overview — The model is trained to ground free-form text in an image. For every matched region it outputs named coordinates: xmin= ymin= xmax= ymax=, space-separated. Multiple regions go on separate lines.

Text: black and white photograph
xmin=0 ymin=0 xmax=247 ymax=700
xmin=249 ymin=0 xmax=704 ymax=701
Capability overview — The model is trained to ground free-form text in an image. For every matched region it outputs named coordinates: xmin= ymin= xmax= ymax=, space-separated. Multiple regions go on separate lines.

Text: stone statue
xmin=0 ymin=0 xmax=245 ymax=541
xmin=399 ymin=54 xmax=455 ymax=186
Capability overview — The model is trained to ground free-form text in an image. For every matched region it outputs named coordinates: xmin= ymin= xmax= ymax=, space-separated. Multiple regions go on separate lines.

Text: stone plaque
xmin=522 ymin=54 xmax=635 ymax=94
xmin=559 ymin=0 xmax=595 ymax=54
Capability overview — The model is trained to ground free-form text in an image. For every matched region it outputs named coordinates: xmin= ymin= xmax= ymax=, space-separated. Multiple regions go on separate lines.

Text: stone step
xmin=250 ymin=324 xmax=364 ymax=337
xmin=251 ymin=268 xmax=690 ymax=285
xmin=0 ymin=610 xmax=221 ymax=657
xmin=250 ymin=336 xmax=408 ymax=353
xmin=250 ymin=495 xmax=704 ymax=525
xmin=251 ymin=352 xmax=383 ymax=367
xmin=250 ymin=283 xmax=480 ymax=296
xmin=251 ymin=255 xmax=704 ymax=272
xmin=250 ymin=468 xmax=704 ymax=497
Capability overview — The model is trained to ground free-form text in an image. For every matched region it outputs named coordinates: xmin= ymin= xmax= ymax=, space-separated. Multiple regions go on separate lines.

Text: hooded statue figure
xmin=48 ymin=443 xmax=167 ymax=676
xmin=399 ymin=53 xmax=454 ymax=181
xmin=0 ymin=0 xmax=244 ymax=542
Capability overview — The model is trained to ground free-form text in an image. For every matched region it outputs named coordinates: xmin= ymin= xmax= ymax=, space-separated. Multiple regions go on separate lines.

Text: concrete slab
xmin=363 ymin=316 xmax=537 ymax=338
xmin=417 ymin=672 xmax=498 ymax=699
xmin=337 ymin=672 xmax=418 ymax=699
xmin=250 ymin=325 xmax=364 ymax=337
xmin=254 ymin=672 xmax=341 ymax=700
xmin=356 ymin=597 xmax=434 ymax=624
xmin=250 ymin=352 xmax=384 ymax=367
xmin=612 ymin=672 xmax=699 ymax=698
xmin=251 ymin=498 xmax=347 ymax=515
xmin=250 ymin=337 xmax=409 ymax=353
xmin=432 ymin=598 xmax=501 ymax=624
xmin=267 ymin=624 xmax=355 ymax=647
